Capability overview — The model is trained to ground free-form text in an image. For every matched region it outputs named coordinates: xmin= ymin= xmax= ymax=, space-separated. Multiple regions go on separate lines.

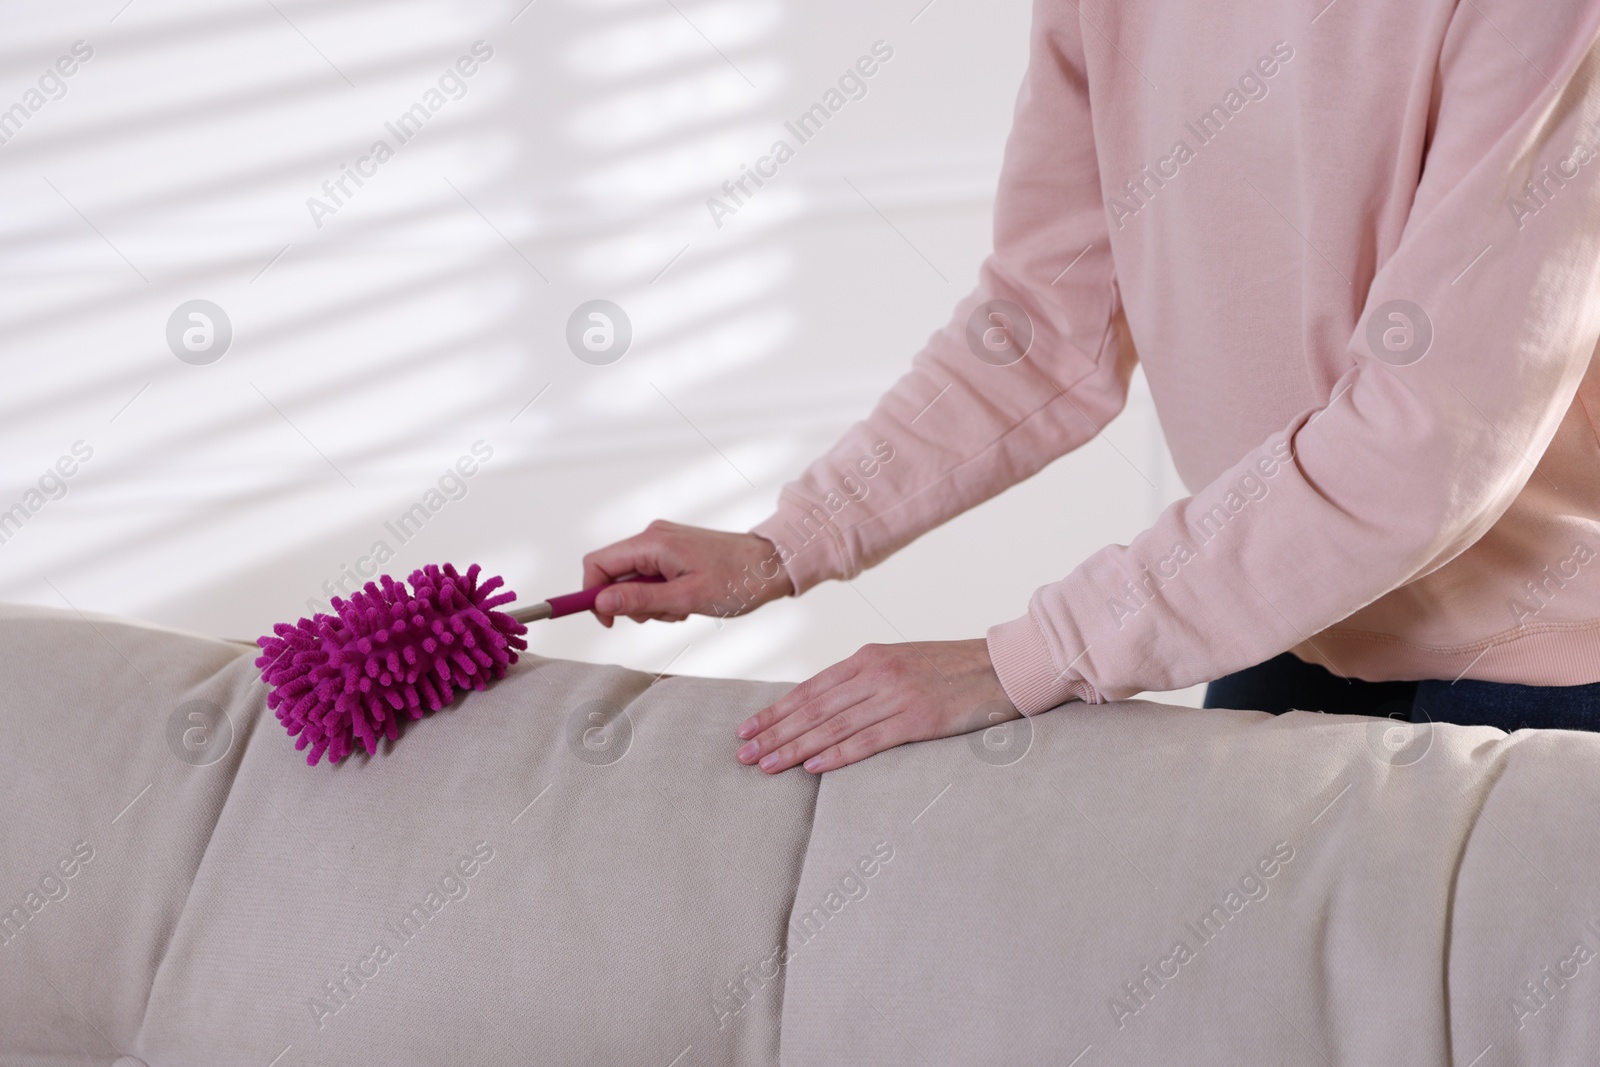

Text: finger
xmin=585 ymin=540 xmax=651 ymax=623
xmin=601 ymin=577 xmax=696 ymax=619
xmin=737 ymin=655 xmax=864 ymax=740
xmin=756 ymin=696 xmax=897 ymax=774
xmin=582 ymin=523 xmax=680 ymax=589
xmin=801 ymin=715 xmax=919 ymax=774
xmin=583 ymin=538 xmax=647 ymax=589
xmin=737 ymin=677 xmax=873 ymax=765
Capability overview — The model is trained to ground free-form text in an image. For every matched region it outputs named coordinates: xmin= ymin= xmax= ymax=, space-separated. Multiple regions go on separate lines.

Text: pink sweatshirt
xmin=752 ymin=0 xmax=1600 ymax=711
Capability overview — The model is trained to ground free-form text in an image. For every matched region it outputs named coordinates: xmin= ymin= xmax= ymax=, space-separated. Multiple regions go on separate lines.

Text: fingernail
xmin=758 ymin=753 xmax=780 ymax=771
xmin=803 ymin=757 xmax=823 ymax=772
xmin=737 ymin=741 xmax=758 ymax=761
xmin=737 ymin=720 xmax=757 ymax=739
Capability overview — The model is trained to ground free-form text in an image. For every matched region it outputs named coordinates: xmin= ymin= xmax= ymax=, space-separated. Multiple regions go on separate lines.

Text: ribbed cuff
xmin=749 ymin=492 xmax=852 ymax=596
xmin=986 ymin=612 xmax=1101 ymax=714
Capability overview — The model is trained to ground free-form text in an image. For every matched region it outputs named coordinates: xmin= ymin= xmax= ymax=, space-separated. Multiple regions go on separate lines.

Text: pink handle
xmin=546 ymin=574 xmax=667 ymax=619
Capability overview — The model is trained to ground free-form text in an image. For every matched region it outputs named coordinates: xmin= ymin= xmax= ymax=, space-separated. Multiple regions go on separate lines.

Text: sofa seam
xmin=771 ymin=760 xmax=824 ymax=1066
xmin=131 ymin=647 xmax=262 ymax=1052
xmin=1439 ymin=738 xmax=1518 ymax=1067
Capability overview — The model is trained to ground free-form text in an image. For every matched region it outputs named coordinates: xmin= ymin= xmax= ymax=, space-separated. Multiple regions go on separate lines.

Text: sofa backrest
xmin=4 ymin=603 xmax=1598 ymax=1066
xmin=0 ymin=604 xmax=816 ymax=1066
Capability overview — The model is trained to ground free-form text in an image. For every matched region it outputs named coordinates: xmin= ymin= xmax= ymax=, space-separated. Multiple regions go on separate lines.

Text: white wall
xmin=0 ymin=0 xmax=1203 ymax=705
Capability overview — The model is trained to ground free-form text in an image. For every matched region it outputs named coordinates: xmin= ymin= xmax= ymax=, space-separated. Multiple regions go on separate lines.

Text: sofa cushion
xmin=777 ymin=699 xmax=1600 ymax=1065
xmin=0 ymin=604 xmax=817 ymax=1067
xmin=0 ymin=604 xmax=252 ymax=1061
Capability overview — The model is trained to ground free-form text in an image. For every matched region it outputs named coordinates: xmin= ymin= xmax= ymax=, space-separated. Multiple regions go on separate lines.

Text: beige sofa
xmin=2 ymin=603 xmax=1597 ymax=1065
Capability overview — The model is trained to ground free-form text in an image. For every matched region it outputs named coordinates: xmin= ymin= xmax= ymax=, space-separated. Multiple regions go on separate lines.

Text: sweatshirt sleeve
xmin=750 ymin=0 xmax=1132 ymax=613
xmin=987 ymin=4 xmax=1600 ymax=711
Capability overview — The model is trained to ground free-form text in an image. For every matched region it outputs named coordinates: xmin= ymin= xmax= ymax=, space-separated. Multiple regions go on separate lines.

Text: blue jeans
xmin=1204 ymin=651 xmax=1600 ymax=732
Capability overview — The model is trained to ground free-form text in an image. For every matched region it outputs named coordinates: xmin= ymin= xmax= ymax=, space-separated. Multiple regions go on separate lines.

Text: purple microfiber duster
xmin=256 ymin=563 xmax=528 ymax=765
xmin=256 ymin=565 xmax=664 ymax=765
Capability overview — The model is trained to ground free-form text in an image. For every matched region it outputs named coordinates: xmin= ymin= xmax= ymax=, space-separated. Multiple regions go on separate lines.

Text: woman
xmin=584 ymin=0 xmax=1600 ymax=773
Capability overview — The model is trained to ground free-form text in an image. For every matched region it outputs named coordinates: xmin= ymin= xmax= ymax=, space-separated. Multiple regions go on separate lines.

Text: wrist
xmin=986 ymin=613 xmax=1101 ymax=713
xmin=745 ymin=533 xmax=794 ymax=601
xmin=706 ymin=534 xmax=793 ymax=620
xmin=749 ymin=495 xmax=850 ymax=595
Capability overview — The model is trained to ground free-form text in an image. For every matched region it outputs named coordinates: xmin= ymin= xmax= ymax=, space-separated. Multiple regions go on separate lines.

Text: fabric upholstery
xmin=3 ymin=603 xmax=1598 ymax=1065
xmin=0 ymin=605 xmax=815 ymax=1066
xmin=779 ymin=702 xmax=1600 ymax=1064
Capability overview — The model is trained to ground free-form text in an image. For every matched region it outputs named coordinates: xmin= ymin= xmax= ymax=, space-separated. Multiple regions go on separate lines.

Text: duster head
xmin=256 ymin=563 xmax=528 ymax=765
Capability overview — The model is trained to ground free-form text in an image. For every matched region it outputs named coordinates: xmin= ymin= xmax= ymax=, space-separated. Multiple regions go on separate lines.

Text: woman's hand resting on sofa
xmin=736 ymin=639 xmax=1019 ymax=774
xmin=582 ymin=521 xmax=794 ymax=626
xmin=585 ymin=522 xmax=1020 ymax=773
